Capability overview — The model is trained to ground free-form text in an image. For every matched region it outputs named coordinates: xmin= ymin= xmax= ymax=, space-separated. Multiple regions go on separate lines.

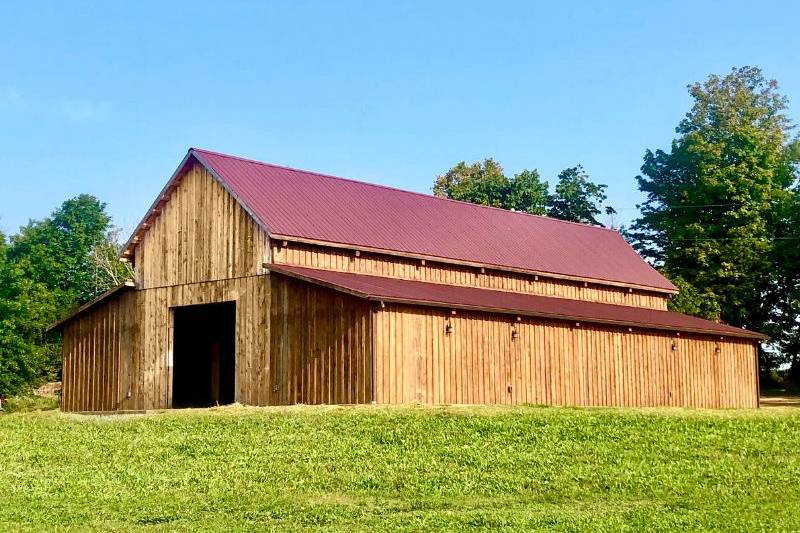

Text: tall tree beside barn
xmin=628 ymin=66 xmax=800 ymax=376
xmin=767 ymin=181 xmax=800 ymax=381
xmin=8 ymin=194 xmax=129 ymax=306
xmin=0 ymin=232 xmax=58 ymax=396
xmin=0 ymin=195 xmax=131 ymax=395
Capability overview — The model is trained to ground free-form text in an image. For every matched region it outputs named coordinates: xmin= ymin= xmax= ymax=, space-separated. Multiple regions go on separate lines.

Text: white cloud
xmin=0 ymin=88 xmax=112 ymax=122
xmin=61 ymin=99 xmax=112 ymax=122
xmin=0 ymin=87 xmax=25 ymax=108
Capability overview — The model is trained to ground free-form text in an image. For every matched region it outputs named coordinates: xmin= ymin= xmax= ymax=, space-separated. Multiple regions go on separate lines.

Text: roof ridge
xmin=190 ymin=147 xmax=619 ymax=234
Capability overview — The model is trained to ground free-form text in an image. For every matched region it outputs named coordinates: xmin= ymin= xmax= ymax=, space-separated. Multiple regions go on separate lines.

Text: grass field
xmin=1 ymin=404 xmax=799 ymax=532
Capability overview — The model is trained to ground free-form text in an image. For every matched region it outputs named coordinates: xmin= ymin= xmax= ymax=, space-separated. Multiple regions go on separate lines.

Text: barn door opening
xmin=172 ymin=301 xmax=236 ymax=408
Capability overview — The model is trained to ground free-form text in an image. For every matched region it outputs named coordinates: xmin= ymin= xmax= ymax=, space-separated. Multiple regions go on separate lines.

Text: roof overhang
xmin=47 ymin=281 xmax=135 ymax=332
xmin=269 ymin=265 xmax=767 ymax=341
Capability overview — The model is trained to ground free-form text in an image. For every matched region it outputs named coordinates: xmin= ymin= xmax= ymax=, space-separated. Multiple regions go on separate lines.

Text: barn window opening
xmin=172 ymin=301 xmax=236 ymax=408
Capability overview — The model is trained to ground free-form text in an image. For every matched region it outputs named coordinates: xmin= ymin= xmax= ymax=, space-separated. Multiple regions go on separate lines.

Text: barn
xmin=50 ymin=148 xmax=766 ymax=411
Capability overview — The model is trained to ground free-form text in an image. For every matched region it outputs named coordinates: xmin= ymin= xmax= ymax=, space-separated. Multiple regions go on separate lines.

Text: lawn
xmin=1 ymin=404 xmax=799 ymax=532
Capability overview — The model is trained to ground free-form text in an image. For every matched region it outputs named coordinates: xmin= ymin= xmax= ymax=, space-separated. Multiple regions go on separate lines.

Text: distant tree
xmin=9 ymin=194 xmax=119 ymax=305
xmin=433 ymin=160 xmax=548 ymax=215
xmin=507 ymin=169 xmax=549 ymax=215
xmin=546 ymin=165 xmax=610 ymax=225
xmin=628 ymin=66 xmax=800 ymax=375
xmin=0 ymin=195 xmax=128 ymax=395
xmin=0 ymin=233 xmax=60 ymax=396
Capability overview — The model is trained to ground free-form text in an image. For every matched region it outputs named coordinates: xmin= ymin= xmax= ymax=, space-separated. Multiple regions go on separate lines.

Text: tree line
xmin=433 ymin=67 xmax=799 ymax=386
xmin=0 ymin=66 xmax=797 ymax=397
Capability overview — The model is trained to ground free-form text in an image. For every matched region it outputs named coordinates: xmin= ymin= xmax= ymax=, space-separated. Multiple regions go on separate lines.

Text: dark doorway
xmin=172 ymin=301 xmax=236 ymax=408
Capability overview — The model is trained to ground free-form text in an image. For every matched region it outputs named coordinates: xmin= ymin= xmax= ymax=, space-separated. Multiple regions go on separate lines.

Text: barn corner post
xmin=166 ymin=307 xmax=174 ymax=408
xmin=755 ymin=340 xmax=761 ymax=409
xmin=370 ymin=300 xmax=379 ymax=405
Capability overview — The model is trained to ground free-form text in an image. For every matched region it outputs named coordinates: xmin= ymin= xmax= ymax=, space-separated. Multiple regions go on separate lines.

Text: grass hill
xmin=1 ymin=404 xmax=799 ymax=531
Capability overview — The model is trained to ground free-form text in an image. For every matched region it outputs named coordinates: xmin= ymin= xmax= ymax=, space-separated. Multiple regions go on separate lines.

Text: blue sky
xmin=1 ymin=1 xmax=799 ymax=236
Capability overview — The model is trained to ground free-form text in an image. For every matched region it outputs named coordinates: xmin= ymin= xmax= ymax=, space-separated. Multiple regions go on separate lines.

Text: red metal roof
xmin=271 ymin=265 xmax=765 ymax=340
xmin=189 ymin=149 xmax=676 ymax=292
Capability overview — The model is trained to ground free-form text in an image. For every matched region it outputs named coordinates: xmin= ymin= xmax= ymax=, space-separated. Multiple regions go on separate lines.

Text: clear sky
xmin=1 ymin=1 xmax=799 ymax=236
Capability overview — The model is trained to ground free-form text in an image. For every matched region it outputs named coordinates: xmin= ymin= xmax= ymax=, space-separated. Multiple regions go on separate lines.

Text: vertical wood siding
xmin=373 ymin=304 xmax=759 ymax=408
xmin=61 ymin=290 xmax=136 ymax=412
xmin=135 ymin=162 xmax=269 ymax=289
xmin=269 ymin=276 xmax=373 ymax=405
xmin=61 ymin=275 xmax=270 ymax=412
xmin=273 ymin=241 xmax=670 ymax=310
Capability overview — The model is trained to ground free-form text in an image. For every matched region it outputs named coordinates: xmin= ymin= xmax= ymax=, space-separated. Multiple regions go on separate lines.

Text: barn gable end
xmin=133 ymin=160 xmax=269 ymax=289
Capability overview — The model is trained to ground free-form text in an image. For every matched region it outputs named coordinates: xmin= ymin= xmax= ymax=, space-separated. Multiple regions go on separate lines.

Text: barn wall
xmin=373 ymin=304 xmax=759 ymax=408
xmin=272 ymin=241 xmax=670 ymax=310
xmin=269 ymin=275 xmax=373 ymax=405
xmin=135 ymin=162 xmax=269 ymax=289
xmin=132 ymin=275 xmax=270 ymax=410
xmin=61 ymin=275 xmax=270 ymax=412
xmin=61 ymin=290 xmax=137 ymax=412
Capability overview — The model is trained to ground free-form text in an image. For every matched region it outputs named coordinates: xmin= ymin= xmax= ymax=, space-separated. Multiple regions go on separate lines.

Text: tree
xmin=547 ymin=165 xmax=610 ymax=225
xmin=88 ymin=227 xmax=135 ymax=291
xmin=433 ymin=160 xmax=548 ymax=215
xmin=628 ymin=66 xmax=800 ymax=374
xmin=9 ymin=194 xmax=117 ymax=305
xmin=0 ymin=195 xmax=127 ymax=395
xmin=667 ymin=276 xmax=721 ymax=321
xmin=0 ymin=233 xmax=60 ymax=397
xmin=767 ymin=182 xmax=800 ymax=383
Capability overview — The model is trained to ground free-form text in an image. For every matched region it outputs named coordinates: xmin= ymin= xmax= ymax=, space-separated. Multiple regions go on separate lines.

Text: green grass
xmin=1 ymin=394 xmax=59 ymax=414
xmin=1 ymin=405 xmax=799 ymax=532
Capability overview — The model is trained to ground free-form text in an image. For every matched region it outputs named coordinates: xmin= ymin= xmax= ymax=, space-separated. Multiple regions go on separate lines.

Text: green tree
xmin=667 ymin=276 xmax=721 ymax=321
xmin=0 ymin=195 xmax=128 ymax=395
xmin=767 ymin=183 xmax=800 ymax=383
xmin=547 ymin=165 xmax=610 ymax=225
xmin=0 ymin=233 xmax=60 ymax=396
xmin=9 ymin=194 xmax=119 ymax=305
xmin=433 ymin=160 xmax=548 ymax=215
xmin=629 ymin=66 xmax=799 ymax=373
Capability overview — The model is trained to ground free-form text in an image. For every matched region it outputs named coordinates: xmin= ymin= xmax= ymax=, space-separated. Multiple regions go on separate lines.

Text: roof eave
xmin=267 ymin=265 xmax=765 ymax=341
xmin=47 ymin=281 xmax=135 ymax=332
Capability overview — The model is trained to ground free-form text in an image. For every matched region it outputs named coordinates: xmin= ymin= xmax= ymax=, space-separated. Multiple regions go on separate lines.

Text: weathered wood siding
xmin=61 ymin=275 xmax=270 ymax=412
xmin=135 ymin=162 xmax=269 ymax=289
xmin=269 ymin=275 xmax=373 ymax=405
xmin=273 ymin=241 xmax=670 ymax=310
xmin=373 ymin=304 xmax=759 ymax=408
xmin=61 ymin=290 xmax=137 ymax=412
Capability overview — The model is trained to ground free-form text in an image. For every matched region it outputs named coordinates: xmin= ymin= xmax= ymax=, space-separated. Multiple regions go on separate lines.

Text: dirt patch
xmin=760 ymin=396 xmax=800 ymax=408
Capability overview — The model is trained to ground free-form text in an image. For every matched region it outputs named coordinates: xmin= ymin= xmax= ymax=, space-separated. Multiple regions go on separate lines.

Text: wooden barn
xmin=50 ymin=148 xmax=766 ymax=411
